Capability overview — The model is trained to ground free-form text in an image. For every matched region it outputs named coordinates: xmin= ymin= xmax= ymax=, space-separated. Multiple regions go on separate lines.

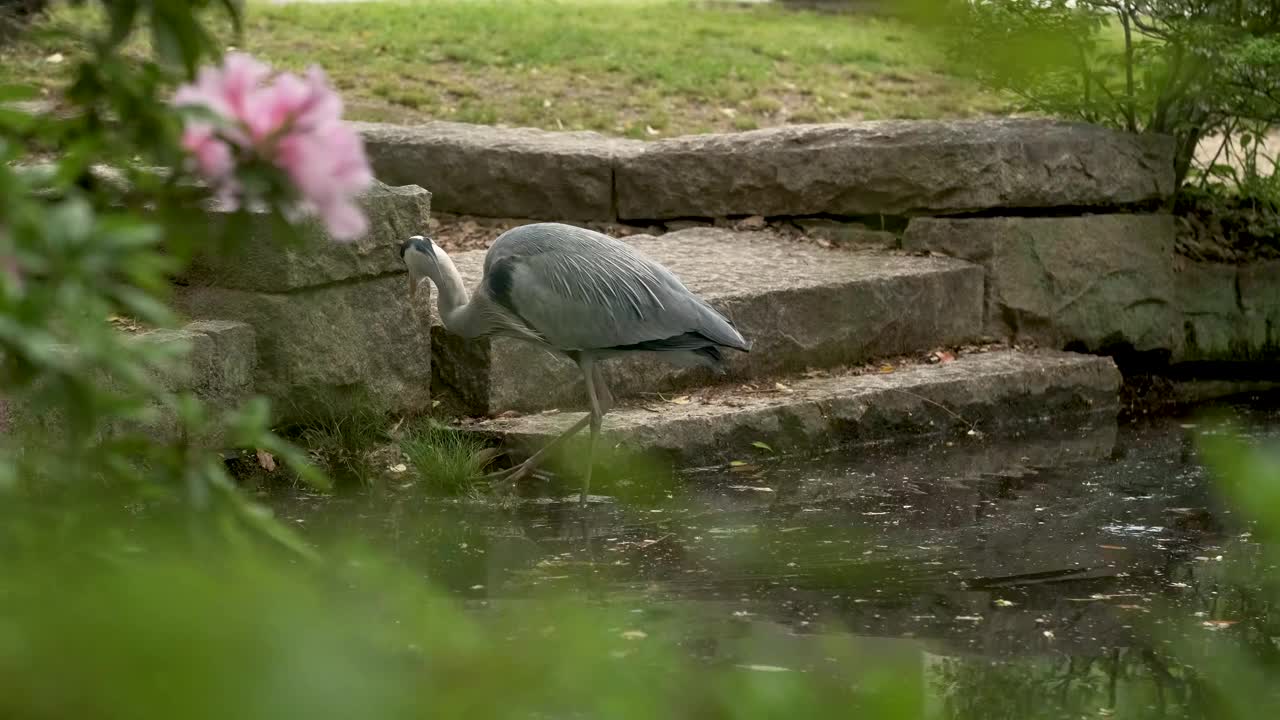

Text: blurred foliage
xmin=0 ymin=0 xmax=48 ymax=45
xmin=912 ymin=0 xmax=1280 ymax=191
xmin=0 ymin=0 xmax=326 ymax=558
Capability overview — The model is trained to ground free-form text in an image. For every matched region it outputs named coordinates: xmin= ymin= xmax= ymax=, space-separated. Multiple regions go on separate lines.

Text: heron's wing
xmin=482 ymin=224 xmax=746 ymax=353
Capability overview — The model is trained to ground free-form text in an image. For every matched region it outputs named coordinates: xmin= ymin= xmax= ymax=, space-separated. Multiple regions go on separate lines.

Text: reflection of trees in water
xmin=932 ymin=539 xmax=1280 ymax=720
xmin=929 ymin=648 xmax=1211 ymax=720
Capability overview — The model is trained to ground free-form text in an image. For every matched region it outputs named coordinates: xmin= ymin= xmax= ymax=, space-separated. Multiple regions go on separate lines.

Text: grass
xmin=399 ymin=419 xmax=497 ymax=496
xmin=291 ymin=404 xmax=388 ymax=486
xmin=0 ymin=0 xmax=1011 ymax=138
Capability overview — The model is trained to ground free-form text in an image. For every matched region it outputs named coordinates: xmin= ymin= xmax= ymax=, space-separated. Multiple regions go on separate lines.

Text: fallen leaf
xmin=620 ymin=630 xmax=648 ymax=640
xmin=728 ymin=485 xmax=775 ymax=492
xmin=668 ymin=395 xmax=691 ymax=405
xmin=994 ymin=599 xmax=1016 ymax=607
xmin=1203 ymin=620 xmax=1237 ymax=630
xmin=879 ymin=364 xmax=895 ymax=374
xmin=728 ymin=460 xmax=747 ymax=467
xmin=389 ymin=463 xmax=408 ymax=474
xmin=774 ymin=382 xmax=792 ymax=392
xmin=45 ymin=52 xmax=64 ymax=64
xmin=1099 ymin=545 xmax=1127 ymax=550
xmin=751 ymin=441 xmax=774 ymax=452
xmin=736 ymin=664 xmax=791 ymax=673
xmin=255 ymin=449 xmax=276 ymax=472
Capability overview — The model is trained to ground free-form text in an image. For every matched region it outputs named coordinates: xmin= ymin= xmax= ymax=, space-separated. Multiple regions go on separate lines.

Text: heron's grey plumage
xmin=475 ymin=223 xmax=749 ymax=369
xmin=400 ymin=222 xmax=751 ymax=505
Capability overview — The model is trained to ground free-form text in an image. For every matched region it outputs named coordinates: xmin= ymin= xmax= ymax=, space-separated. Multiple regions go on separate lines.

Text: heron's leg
xmin=592 ymin=362 xmax=614 ymax=414
xmin=580 ymin=359 xmax=608 ymax=507
xmin=483 ymin=414 xmax=590 ymax=483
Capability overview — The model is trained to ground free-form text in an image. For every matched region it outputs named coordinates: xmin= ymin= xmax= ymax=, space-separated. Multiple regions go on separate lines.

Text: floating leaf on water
xmin=388 ymin=463 xmax=408 ymax=474
xmin=751 ymin=441 xmax=774 ymax=452
xmin=1043 ymin=630 xmax=1055 ymax=639
xmin=993 ymin=599 xmax=1016 ymax=607
xmin=620 ymin=630 xmax=648 ymax=640
xmin=736 ymin=664 xmax=791 ymax=673
xmin=774 ymin=382 xmax=792 ymax=392
xmin=1099 ymin=544 xmax=1127 ymax=550
xmin=1203 ymin=620 xmax=1237 ymax=630
xmin=879 ymin=364 xmax=895 ymax=373
xmin=954 ymin=615 xmax=983 ymax=622
xmin=669 ymin=395 xmax=692 ymax=405
xmin=728 ymin=485 xmax=775 ymax=492
xmin=728 ymin=460 xmax=747 ymax=467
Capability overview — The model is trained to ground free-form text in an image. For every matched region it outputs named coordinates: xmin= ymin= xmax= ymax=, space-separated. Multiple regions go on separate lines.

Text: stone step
xmin=430 ymin=227 xmax=985 ymax=415
xmin=470 ymin=349 xmax=1121 ymax=468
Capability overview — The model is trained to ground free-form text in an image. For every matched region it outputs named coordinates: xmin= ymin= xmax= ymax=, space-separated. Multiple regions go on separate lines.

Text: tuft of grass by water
xmin=399 ymin=419 xmax=497 ymax=496
xmin=0 ymin=0 xmax=1010 ymax=138
xmin=292 ymin=405 xmax=387 ymax=487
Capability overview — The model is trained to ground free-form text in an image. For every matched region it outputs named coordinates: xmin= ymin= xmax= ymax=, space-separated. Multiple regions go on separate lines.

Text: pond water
xmin=270 ymin=395 xmax=1280 ymax=718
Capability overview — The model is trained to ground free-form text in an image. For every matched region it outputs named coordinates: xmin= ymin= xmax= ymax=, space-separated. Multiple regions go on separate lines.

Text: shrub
xmin=915 ymin=0 xmax=1280 ymax=189
xmin=0 ymin=0 xmax=375 ymax=557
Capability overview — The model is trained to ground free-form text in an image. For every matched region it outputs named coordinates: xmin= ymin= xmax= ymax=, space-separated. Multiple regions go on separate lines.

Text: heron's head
xmin=399 ymin=235 xmax=438 ymax=300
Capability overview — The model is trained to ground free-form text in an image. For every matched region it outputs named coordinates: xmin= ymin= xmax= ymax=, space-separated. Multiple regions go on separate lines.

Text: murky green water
xmin=270 ymin=395 xmax=1280 ymax=718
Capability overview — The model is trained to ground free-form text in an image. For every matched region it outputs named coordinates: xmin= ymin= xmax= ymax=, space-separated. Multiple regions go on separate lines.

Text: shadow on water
xmin=269 ymin=394 xmax=1280 ymax=718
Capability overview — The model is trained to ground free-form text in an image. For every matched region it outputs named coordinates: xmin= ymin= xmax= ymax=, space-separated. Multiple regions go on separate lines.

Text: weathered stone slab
xmin=133 ymin=320 xmax=256 ymax=406
xmin=179 ymin=181 xmax=431 ymax=293
xmin=3 ymin=321 xmax=257 ymax=445
xmin=475 ymin=350 xmax=1120 ymax=467
xmin=1175 ymin=258 xmax=1280 ymax=361
xmin=1176 ymin=259 xmax=1247 ymax=361
xmin=432 ymin=227 xmax=984 ymax=415
xmin=903 ymin=214 xmax=1180 ymax=354
xmin=615 ymin=119 xmax=1175 ymax=220
xmin=1239 ymin=260 xmax=1280 ymax=357
xmin=354 ymin=121 xmax=642 ymax=221
xmin=174 ymin=275 xmax=432 ymax=422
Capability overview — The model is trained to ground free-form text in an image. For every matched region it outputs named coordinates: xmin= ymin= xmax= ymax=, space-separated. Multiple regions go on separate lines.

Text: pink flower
xmin=172 ymin=53 xmax=373 ymax=241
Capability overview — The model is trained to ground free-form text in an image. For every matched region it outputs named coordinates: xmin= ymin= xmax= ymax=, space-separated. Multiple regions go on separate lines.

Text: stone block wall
xmin=360 ymin=117 xmax=1236 ymax=364
xmin=901 ymin=215 xmax=1183 ymax=356
xmin=173 ymin=181 xmax=436 ymax=423
xmin=148 ymin=116 xmax=1274 ymax=426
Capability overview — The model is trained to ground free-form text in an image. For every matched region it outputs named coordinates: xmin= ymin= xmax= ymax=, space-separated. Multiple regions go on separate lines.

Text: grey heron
xmin=400 ymin=222 xmax=751 ymax=505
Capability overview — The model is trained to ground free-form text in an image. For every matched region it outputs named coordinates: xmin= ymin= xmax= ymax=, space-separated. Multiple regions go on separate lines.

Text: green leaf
xmin=106 ymin=0 xmax=140 ymax=48
xmin=0 ymin=84 xmax=39 ymax=103
xmin=751 ymin=441 xmax=774 ymax=453
xmin=47 ymin=197 xmax=96 ymax=244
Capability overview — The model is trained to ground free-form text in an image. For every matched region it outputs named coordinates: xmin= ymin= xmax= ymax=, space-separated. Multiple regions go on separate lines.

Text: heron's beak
xmin=407 ymin=271 xmax=419 ymax=301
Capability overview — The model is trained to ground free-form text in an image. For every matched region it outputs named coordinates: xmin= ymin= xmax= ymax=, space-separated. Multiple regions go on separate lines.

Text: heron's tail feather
xmin=692 ymin=299 xmax=751 ymax=353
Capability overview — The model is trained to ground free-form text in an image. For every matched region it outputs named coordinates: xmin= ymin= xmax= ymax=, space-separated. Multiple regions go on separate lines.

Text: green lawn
xmin=1 ymin=0 xmax=1011 ymax=137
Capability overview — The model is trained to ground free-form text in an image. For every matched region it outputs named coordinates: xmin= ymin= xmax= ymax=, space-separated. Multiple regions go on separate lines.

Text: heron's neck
xmin=433 ymin=251 xmax=485 ymax=339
